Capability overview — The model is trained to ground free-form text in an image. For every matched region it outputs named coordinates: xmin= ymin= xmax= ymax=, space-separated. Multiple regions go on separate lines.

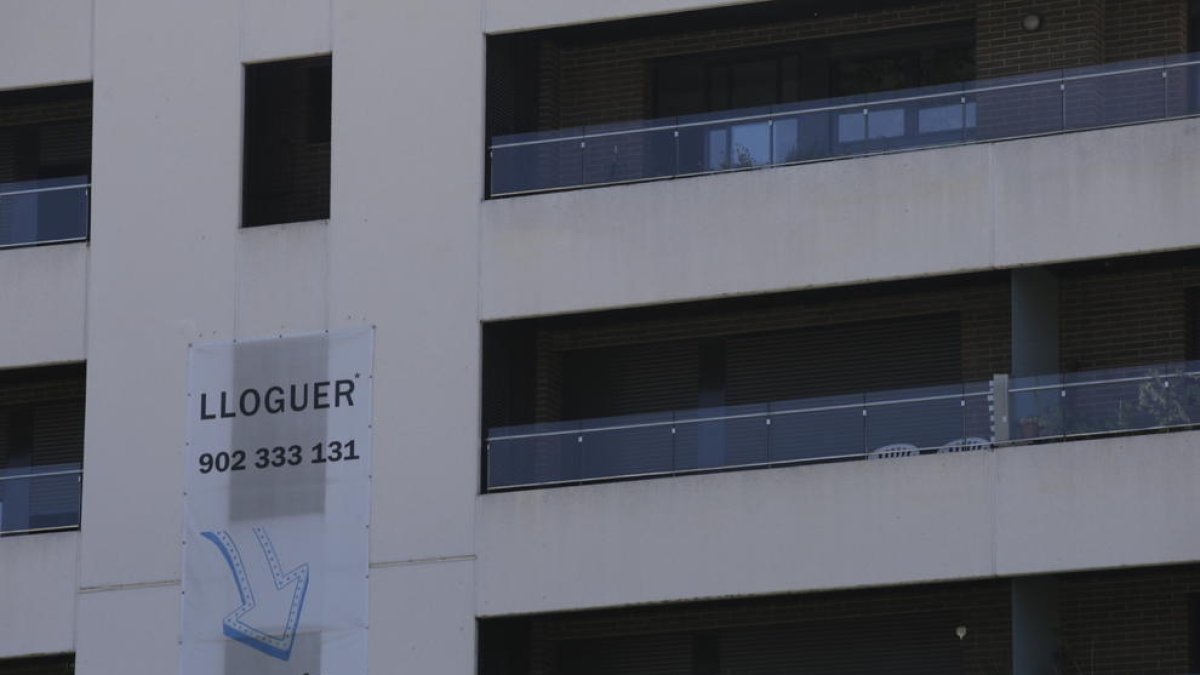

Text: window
xmin=242 ymin=55 xmax=331 ymax=227
xmin=653 ymin=23 xmax=975 ymax=169
xmin=0 ymin=364 xmax=85 ymax=536
xmin=0 ymin=654 xmax=73 ymax=674
xmin=1191 ymin=593 xmax=1200 ymax=673
xmin=1189 ymin=289 xmax=1200 ymax=361
xmin=1191 ymin=1 xmax=1199 ymax=52
xmin=0 ymin=84 xmax=92 ymax=248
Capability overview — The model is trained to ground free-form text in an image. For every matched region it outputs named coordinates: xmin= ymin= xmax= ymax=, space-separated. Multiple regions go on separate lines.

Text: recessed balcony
xmin=0 ymin=177 xmax=89 ymax=249
xmin=482 ymin=254 xmax=1200 ymax=491
xmin=0 ymin=83 xmax=92 ymax=249
xmin=486 ymin=361 xmax=1200 ymax=490
xmin=0 ymin=364 xmax=85 ymax=536
xmin=489 ymin=54 xmax=1200 ymax=197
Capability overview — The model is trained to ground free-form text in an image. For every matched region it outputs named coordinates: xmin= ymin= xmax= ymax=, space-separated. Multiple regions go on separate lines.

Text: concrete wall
xmin=0 ymin=0 xmax=1198 ymax=672
xmin=482 ymin=117 xmax=1200 ymax=320
xmin=0 ymin=0 xmax=92 ymax=92
xmin=7 ymin=0 xmax=483 ymax=671
xmin=485 ymin=0 xmax=755 ymax=34
xmin=513 ymin=0 xmax=1186 ymax=131
xmin=477 ymin=430 xmax=1200 ymax=616
xmin=0 ymin=532 xmax=77 ymax=658
xmin=0 ymin=244 xmax=87 ymax=369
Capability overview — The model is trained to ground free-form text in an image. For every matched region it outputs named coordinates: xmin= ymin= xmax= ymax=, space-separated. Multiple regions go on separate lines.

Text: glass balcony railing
xmin=0 ymin=463 xmax=82 ymax=535
xmin=489 ymin=53 xmax=1200 ymax=197
xmin=1008 ymin=363 xmax=1200 ymax=441
xmin=0 ymin=177 xmax=90 ymax=248
xmin=485 ymin=361 xmax=1200 ymax=490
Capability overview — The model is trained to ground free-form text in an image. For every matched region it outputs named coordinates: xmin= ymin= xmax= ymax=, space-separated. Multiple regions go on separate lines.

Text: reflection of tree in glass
xmin=734 ymin=144 xmax=757 ymax=168
xmin=1117 ymin=371 xmax=1200 ymax=429
xmin=834 ymin=45 xmax=975 ymax=96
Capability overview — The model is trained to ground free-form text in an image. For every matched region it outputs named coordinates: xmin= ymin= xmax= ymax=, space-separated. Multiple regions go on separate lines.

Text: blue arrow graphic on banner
xmin=201 ymin=527 xmax=310 ymax=661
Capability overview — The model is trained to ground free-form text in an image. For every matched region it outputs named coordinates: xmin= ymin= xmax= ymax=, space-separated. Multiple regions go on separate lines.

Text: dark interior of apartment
xmin=0 ymin=84 xmax=92 ymax=245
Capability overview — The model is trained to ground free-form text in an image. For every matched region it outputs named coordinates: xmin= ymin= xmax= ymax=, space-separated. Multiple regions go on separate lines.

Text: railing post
xmin=768 ymin=118 xmax=775 ymax=166
xmin=765 ymin=412 xmax=773 ymax=464
xmin=992 ymin=373 xmax=1010 ymax=444
xmin=1163 ymin=67 xmax=1170 ymax=119
xmin=861 ymin=397 xmax=869 ymax=456
xmin=576 ymin=432 xmax=585 ymax=484
xmin=1060 ymin=81 xmax=1067 ymax=131
xmin=673 ymin=128 xmax=680 ymax=177
xmin=670 ymin=412 xmax=678 ymax=474
xmin=960 ymin=94 xmax=968 ymax=143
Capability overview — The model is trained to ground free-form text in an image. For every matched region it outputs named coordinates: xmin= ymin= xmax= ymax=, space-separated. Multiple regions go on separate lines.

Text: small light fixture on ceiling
xmin=1022 ymin=13 xmax=1043 ymax=32
xmin=956 ymin=625 xmax=969 ymax=641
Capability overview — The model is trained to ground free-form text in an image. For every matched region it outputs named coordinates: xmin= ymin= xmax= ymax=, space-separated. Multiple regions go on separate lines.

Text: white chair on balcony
xmin=938 ymin=437 xmax=992 ymax=453
xmin=868 ymin=443 xmax=920 ymax=460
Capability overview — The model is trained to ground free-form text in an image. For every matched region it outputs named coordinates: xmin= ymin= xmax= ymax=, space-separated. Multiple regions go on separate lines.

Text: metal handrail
xmin=0 ymin=182 xmax=90 ymax=198
xmin=486 ymin=363 xmax=1200 ymax=489
xmin=0 ymin=468 xmax=83 ymax=482
xmin=1008 ymin=369 xmax=1200 ymax=394
xmin=487 ymin=366 xmax=1200 ymax=442
xmin=489 ymin=54 xmax=1200 ymax=151
xmin=488 ymin=389 xmax=990 ymax=442
xmin=0 ymin=524 xmax=79 ymax=536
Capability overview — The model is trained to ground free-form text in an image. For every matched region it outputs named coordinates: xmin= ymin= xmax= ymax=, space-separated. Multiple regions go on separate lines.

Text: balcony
xmin=0 ymin=82 xmax=92 ymax=248
xmin=486 ymin=360 xmax=1200 ymax=490
xmin=489 ymin=53 xmax=1200 ymax=197
xmin=0 ymin=464 xmax=82 ymax=536
xmin=0 ymin=364 xmax=85 ymax=536
xmin=0 ymin=177 xmax=90 ymax=249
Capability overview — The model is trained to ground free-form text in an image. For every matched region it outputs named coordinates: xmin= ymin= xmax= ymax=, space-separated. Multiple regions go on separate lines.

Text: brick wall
xmin=500 ymin=258 xmax=1200 ymax=427
xmin=547 ymin=1 xmax=976 ymax=128
xmin=0 ymin=87 xmax=92 ymax=184
xmin=525 ymin=579 xmax=1012 ymax=675
xmin=1059 ymin=261 xmax=1200 ymax=372
xmin=503 ymin=565 xmax=1200 ymax=675
xmin=975 ymin=0 xmax=1105 ymax=78
xmin=1057 ymin=564 xmax=1200 ymax=674
xmin=1104 ymin=0 xmax=1189 ymax=62
xmin=525 ymin=0 xmax=1189 ymax=130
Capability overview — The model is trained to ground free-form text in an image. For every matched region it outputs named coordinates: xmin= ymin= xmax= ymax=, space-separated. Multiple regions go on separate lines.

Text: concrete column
xmin=1012 ymin=576 xmax=1060 ymax=675
xmin=1011 ymin=267 xmax=1060 ymax=378
xmin=1010 ymin=268 xmax=1060 ymax=438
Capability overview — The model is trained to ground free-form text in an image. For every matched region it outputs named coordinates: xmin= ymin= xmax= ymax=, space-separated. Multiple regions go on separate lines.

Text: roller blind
xmin=564 ymin=340 xmax=701 ymax=419
xmin=0 ymin=367 xmax=85 ymax=469
xmin=558 ymin=632 xmax=695 ymax=675
xmin=720 ymin=612 xmax=963 ymax=675
xmin=725 ymin=312 xmax=962 ymax=405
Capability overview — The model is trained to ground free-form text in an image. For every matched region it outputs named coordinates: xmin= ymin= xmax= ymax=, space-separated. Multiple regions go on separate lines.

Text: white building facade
xmin=2 ymin=0 xmax=1200 ymax=673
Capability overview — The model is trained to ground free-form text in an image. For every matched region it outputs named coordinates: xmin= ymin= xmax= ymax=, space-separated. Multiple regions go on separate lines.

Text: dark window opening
xmin=1190 ymin=289 xmax=1200 ymax=361
xmin=480 ymin=273 xmax=1011 ymax=489
xmin=0 ymin=363 xmax=85 ymax=536
xmin=478 ymin=617 xmax=530 ymax=675
xmin=557 ymin=312 xmax=962 ymax=421
xmin=1191 ymin=1 xmax=1200 ymax=53
xmin=243 ymin=55 xmax=331 ymax=227
xmin=482 ymin=273 xmax=1007 ymax=432
xmin=0 ymin=654 xmax=74 ymax=674
xmin=0 ymin=83 xmax=92 ymax=247
xmin=1190 ymin=593 xmax=1200 ymax=673
xmin=482 ymin=603 xmax=971 ymax=675
xmin=554 ymin=615 xmax=967 ymax=674
xmin=655 ymin=23 xmax=974 ymax=119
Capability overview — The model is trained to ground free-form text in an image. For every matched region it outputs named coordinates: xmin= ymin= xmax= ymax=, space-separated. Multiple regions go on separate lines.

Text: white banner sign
xmin=182 ymin=328 xmax=373 ymax=675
